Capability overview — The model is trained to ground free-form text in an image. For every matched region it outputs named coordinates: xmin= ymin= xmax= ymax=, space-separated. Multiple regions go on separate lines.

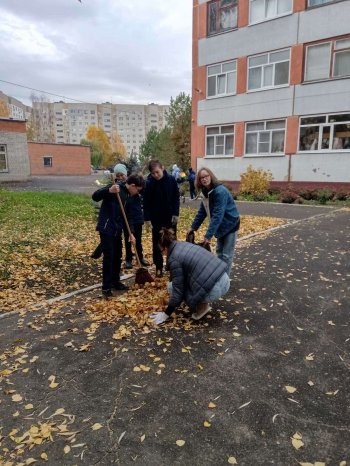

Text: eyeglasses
xmin=200 ymin=174 xmax=210 ymax=180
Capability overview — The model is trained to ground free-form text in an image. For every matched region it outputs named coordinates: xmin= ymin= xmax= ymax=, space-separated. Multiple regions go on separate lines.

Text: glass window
xmin=43 ymin=156 xmax=52 ymax=167
xmin=299 ymin=113 xmax=350 ymax=151
xmin=206 ymin=125 xmax=235 ymax=156
xmin=245 ymin=120 xmax=286 ymax=155
xmin=305 ymin=36 xmax=350 ymax=81
xmin=207 ymin=60 xmax=237 ymax=97
xmin=250 ymin=0 xmax=292 ymax=24
xmin=208 ymin=0 xmax=238 ymax=35
xmin=305 ymin=43 xmax=331 ymax=81
xmin=308 ymin=0 xmax=340 ymax=6
xmin=248 ymin=49 xmax=290 ymax=90
xmin=0 ymin=144 xmax=8 ymax=171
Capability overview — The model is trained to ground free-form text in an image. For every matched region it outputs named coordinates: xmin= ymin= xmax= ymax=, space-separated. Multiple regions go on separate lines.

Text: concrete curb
xmin=0 ymin=274 xmax=134 ymax=320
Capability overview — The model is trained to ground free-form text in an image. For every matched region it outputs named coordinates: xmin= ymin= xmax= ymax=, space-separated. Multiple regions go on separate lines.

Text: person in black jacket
xmin=92 ymin=174 xmax=145 ymax=299
xmin=143 ymin=160 xmax=180 ymax=277
xmin=124 ymin=187 xmax=149 ymax=268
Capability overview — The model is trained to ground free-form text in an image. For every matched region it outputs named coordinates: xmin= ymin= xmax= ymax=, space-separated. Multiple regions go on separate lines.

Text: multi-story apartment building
xmin=32 ymin=101 xmax=169 ymax=156
xmin=192 ymin=0 xmax=350 ymax=187
xmin=0 ymin=91 xmax=31 ymax=121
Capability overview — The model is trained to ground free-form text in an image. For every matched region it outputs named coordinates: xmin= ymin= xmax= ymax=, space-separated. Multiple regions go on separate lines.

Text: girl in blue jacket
xmin=187 ymin=167 xmax=240 ymax=275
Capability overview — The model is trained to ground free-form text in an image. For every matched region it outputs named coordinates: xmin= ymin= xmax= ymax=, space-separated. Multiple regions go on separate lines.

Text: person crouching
xmin=150 ymin=228 xmax=230 ymax=325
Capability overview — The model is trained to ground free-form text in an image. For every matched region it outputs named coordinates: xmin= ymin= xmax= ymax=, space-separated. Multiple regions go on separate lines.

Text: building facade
xmin=0 ymin=91 xmax=31 ymax=121
xmin=0 ymin=118 xmax=30 ymax=182
xmin=28 ymin=142 xmax=91 ymax=176
xmin=32 ymin=101 xmax=169 ymax=157
xmin=192 ymin=0 xmax=350 ymax=187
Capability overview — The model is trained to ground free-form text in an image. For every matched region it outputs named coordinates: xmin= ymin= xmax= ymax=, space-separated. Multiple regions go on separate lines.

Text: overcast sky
xmin=0 ymin=0 xmax=192 ymax=107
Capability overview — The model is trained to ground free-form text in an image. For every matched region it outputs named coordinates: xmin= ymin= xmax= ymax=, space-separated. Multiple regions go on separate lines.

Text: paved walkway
xmin=0 ymin=203 xmax=349 ymax=465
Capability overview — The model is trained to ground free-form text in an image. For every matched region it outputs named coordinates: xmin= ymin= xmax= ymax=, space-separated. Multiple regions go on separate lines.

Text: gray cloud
xmin=0 ymin=0 xmax=192 ymax=106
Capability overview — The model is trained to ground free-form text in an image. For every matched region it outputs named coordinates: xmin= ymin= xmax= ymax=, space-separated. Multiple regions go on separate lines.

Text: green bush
xmin=335 ymin=190 xmax=348 ymax=201
xmin=315 ymin=188 xmax=334 ymax=204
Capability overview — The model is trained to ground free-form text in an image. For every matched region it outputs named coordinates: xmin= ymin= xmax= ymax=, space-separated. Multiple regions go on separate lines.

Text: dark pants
xmin=124 ymin=223 xmax=144 ymax=262
xmin=123 ymin=223 xmax=132 ymax=262
xmin=189 ymin=181 xmax=196 ymax=199
xmin=99 ymin=232 xmax=122 ymax=291
xmin=152 ymin=222 xmax=177 ymax=271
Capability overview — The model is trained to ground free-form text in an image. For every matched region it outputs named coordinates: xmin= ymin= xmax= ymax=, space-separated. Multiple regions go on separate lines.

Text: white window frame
xmin=249 ymin=0 xmax=292 ymax=25
xmin=298 ymin=113 xmax=350 ymax=152
xmin=304 ymin=36 xmax=350 ymax=82
xmin=43 ymin=156 xmax=53 ymax=167
xmin=205 ymin=124 xmax=235 ymax=157
xmin=207 ymin=60 xmax=237 ymax=98
xmin=244 ymin=119 xmax=286 ymax=156
xmin=247 ymin=48 xmax=290 ymax=91
xmin=0 ymin=144 xmax=8 ymax=172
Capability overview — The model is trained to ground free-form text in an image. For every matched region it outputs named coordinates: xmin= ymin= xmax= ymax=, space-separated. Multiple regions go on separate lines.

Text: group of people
xmin=172 ymin=164 xmax=197 ymax=200
xmin=92 ymin=160 xmax=240 ymax=324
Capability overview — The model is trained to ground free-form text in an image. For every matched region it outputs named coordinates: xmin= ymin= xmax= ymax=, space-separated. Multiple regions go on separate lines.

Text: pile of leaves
xmin=0 ymin=190 xmax=286 ymax=313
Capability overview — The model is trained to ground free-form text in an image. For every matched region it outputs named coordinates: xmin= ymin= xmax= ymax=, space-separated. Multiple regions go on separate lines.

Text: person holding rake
xmin=92 ymin=174 xmax=145 ymax=299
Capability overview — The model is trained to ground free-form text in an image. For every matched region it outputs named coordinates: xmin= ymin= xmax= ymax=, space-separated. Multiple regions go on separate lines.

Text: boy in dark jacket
xmin=124 ymin=189 xmax=149 ymax=268
xmin=92 ymin=174 xmax=145 ymax=298
xmin=143 ymin=160 xmax=180 ymax=277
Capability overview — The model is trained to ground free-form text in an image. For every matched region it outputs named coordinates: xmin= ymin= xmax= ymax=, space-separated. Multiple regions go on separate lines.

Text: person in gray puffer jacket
xmin=150 ymin=228 xmax=230 ymax=325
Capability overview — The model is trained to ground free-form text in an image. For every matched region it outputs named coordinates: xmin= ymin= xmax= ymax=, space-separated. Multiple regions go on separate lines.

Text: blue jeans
xmin=203 ymin=272 xmax=230 ymax=302
xmin=216 ymin=230 xmax=238 ymax=276
xmin=167 ymin=272 xmax=230 ymax=305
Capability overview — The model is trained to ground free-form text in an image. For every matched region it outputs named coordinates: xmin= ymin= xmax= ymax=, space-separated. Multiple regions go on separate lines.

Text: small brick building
xmin=0 ymin=118 xmax=30 ymax=181
xmin=28 ymin=142 xmax=91 ymax=176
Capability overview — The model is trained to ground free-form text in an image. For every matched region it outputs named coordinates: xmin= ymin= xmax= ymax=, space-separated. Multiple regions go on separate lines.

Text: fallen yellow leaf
xmin=140 ymin=434 xmax=145 ymax=442
xmin=64 ymin=445 xmax=71 ymax=454
xmin=285 ymin=386 xmax=297 ymax=394
xmin=25 ymin=403 xmax=34 ymax=410
xmin=228 ymin=457 xmax=238 ymax=465
xmin=41 ymin=452 xmax=48 ymax=461
xmin=208 ymin=402 xmax=216 ymax=409
xmin=203 ymin=421 xmax=211 ymax=428
xmin=91 ymin=423 xmax=103 ymax=431
xmin=291 ymin=432 xmax=304 ymax=450
xmin=176 ymin=439 xmax=185 ymax=447
xmin=11 ymin=394 xmax=23 ymax=402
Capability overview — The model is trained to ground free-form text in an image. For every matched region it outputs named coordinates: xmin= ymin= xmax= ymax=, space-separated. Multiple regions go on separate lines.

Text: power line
xmin=0 ymin=78 xmax=88 ymax=104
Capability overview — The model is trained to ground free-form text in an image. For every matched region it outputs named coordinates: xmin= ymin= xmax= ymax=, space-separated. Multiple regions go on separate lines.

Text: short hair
xmin=148 ymin=159 xmax=163 ymax=172
xmin=195 ymin=167 xmax=219 ymax=190
xmin=158 ymin=227 xmax=176 ymax=249
xmin=126 ymin=174 xmax=145 ymax=188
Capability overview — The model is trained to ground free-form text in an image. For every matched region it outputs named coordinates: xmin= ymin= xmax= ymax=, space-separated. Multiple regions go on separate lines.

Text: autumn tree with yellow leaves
xmin=0 ymin=100 xmax=10 ymax=118
xmin=81 ymin=125 xmax=113 ymax=168
xmin=110 ymin=131 xmax=127 ymax=162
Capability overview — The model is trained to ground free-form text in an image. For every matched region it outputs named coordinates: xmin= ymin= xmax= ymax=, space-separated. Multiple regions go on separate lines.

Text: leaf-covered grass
xmin=0 ymin=190 xmax=286 ymax=313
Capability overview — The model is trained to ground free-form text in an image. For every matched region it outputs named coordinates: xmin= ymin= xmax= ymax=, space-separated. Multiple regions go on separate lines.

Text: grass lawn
xmin=0 ymin=190 xmax=286 ymax=313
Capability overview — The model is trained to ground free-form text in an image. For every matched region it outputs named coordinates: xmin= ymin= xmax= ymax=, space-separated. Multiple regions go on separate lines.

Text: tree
xmin=0 ymin=100 xmax=10 ymax=118
xmin=85 ymin=125 xmax=112 ymax=168
xmin=125 ymin=151 xmax=141 ymax=174
xmin=166 ymin=92 xmax=192 ymax=170
xmin=81 ymin=138 xmax=102 ymax=169
xmin=139 ymin=127 xmax=161 ymax=167
xmin=110 ymin=131 xmax=127 ymax=162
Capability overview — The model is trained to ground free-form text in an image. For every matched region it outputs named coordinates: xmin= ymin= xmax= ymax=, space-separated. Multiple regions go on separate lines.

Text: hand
xmin=150 ymin=311 xmax=169 ymax=325
xmin=109 ymin=184 xmax=120 ymax=194
xmin=144 ymin=221 xmax=151 ymax=233
xmin=129 ymin=234 xmax=136 ymax=244
xmin=187 ymin=228 xmax=194 ymax=236
xmin=171 ymin=215 xmax=179 ymax=225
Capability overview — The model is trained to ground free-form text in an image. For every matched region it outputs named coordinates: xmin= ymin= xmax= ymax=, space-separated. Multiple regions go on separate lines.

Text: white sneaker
xmin=191 ymin=303 xmax=212 ymax=320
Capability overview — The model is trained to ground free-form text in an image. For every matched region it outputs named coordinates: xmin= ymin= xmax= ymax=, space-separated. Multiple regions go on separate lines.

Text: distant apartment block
xmin=0 ymin=91 xmax=31 ymax=121
xmin=192 ymin=0 xmax=350 ymax=187
xmin=32 ymin=101 xmax=169 ymax=156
